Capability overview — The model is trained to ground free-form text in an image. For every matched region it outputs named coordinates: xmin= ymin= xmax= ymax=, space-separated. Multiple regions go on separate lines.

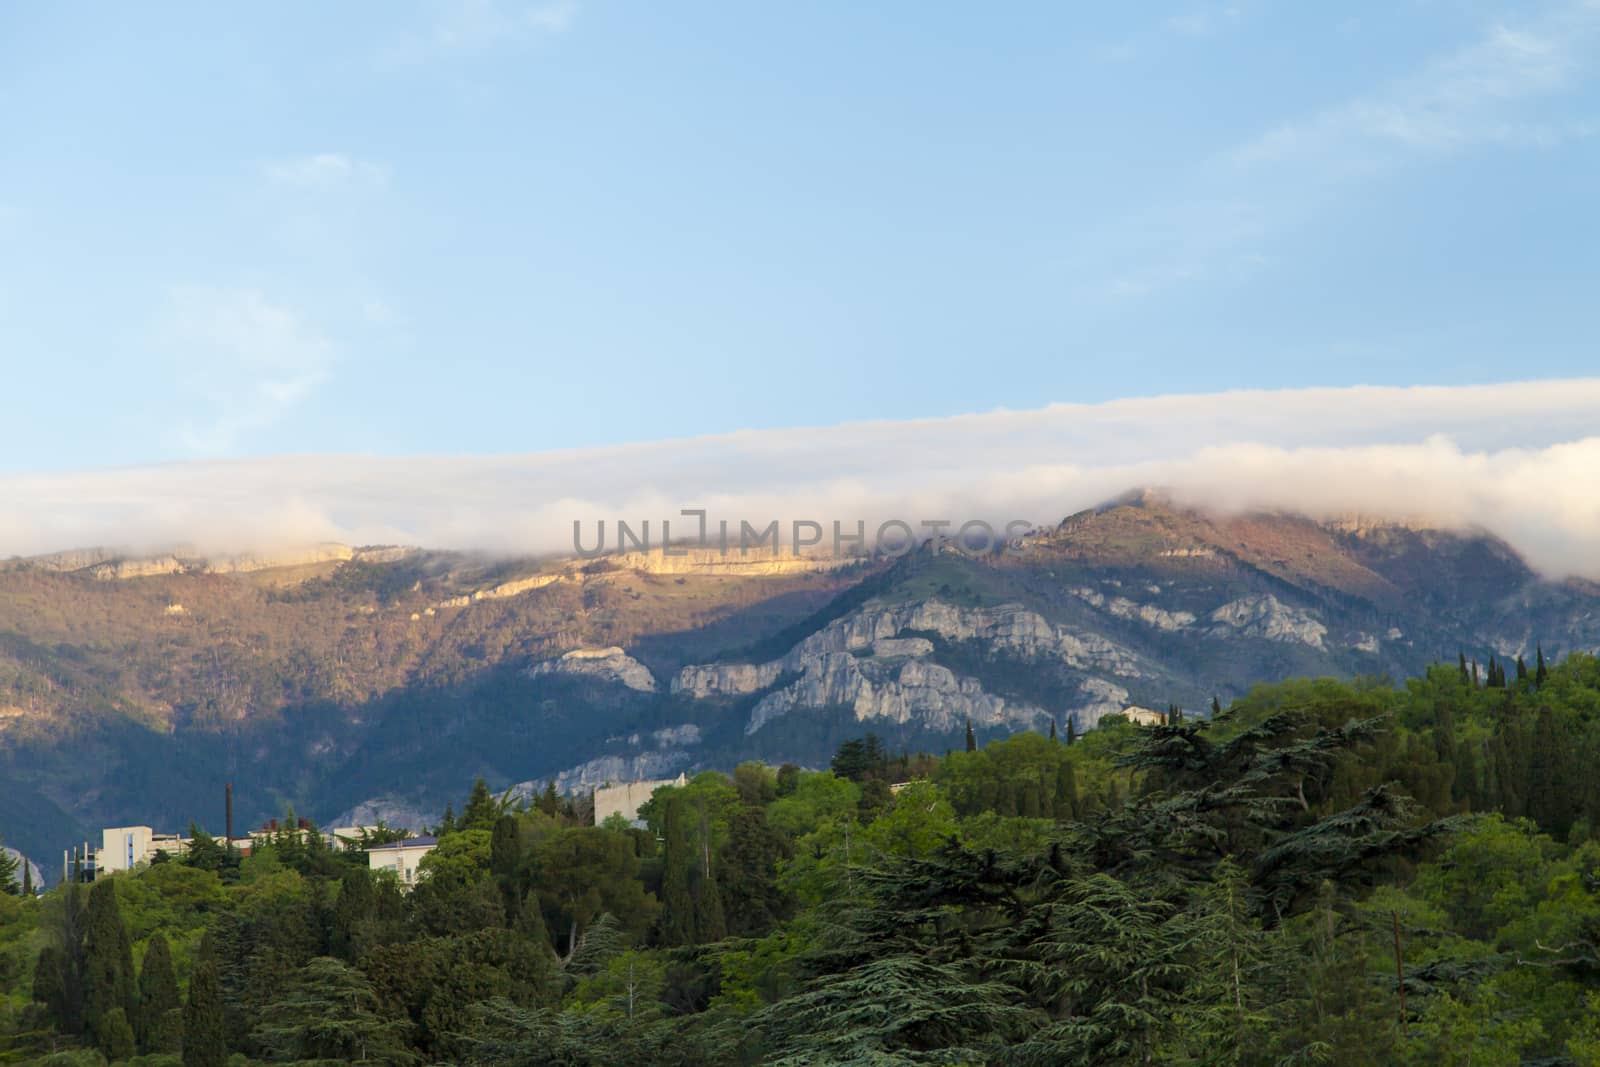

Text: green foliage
xmin=250 ymin=956 xmax=416 ymax=1063
xmin=181 ymin=957 xmax=225 ymax=1067
xmin=14 ymin=656 xmax=1600 ymax=1064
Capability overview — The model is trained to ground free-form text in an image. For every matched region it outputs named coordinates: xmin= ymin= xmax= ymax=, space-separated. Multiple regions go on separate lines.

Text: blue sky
xmin=3 ymin=1 xmax=1599 ymax=473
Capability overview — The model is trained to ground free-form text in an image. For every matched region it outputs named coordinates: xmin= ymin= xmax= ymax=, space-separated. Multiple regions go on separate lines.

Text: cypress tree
xmin=1452 ymin=737 xmax=1478 ymax=810
xmin=1211 ymin=695 xmax=1222 ymax=717
xmin=331 ymin=867 xmax=376 ymax=962
xmin=98 ymin=1006 xmax=136 ymax=1062
xmin=1021 ymin=782 xmax=1043 ymax=819
xmin=516 ymin=889 xmax=553 ymax=956
xmin=1536 ymin=644 xmax=1549 ymax=687
xmin=1459 ymin=651 xmax=1470 ymax=685
xmin=32 ymin=945 xmax=68 ymax=1030
xmin=1049 ymin=718 xmax=1057 ymax=742
xmin=21 ymin=856 xmax=32 ymax=897
xmin=137 ymin=932 xmax=181 ymax=1053
xmin=692 ymin=800 xmax=728 ymax=943
xmin=1066 ymin=716 xmax=1077 ymax=747
xmin=1516 ymin=655 xmax=1529 ymax=683
xmin=83 ymin=878 xmax=137 ymax=1036
xmin=182 ymin=957 xmax=227 ymax=1067
xmin=964 ymin=719 xmax=977 ymax=753
xmin=658 ymin=796 xmax=695 ymax=946
xmin=1527 ymin=705 xmax=1571 ymax=836
xmin=1054 ymin=761 xmax=1080 ymax=820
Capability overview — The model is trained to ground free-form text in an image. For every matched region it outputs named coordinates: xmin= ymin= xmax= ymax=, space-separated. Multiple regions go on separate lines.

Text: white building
xmin=367 ymin=836 xmax=437 ymax=889
xmin=593 ymin=773 xmax=688 ymax=828
xmin=96 ymin=826 xmax=190 ymax=875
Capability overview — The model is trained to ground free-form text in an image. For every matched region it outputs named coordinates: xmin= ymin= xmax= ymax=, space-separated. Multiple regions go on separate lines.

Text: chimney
xmin=226 ymin=782 xmax=234 ymax=843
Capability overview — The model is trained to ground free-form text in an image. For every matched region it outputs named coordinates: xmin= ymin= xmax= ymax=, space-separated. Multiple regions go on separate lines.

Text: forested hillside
xmin=5 ymin=654 xmax=1600 ymax=1064
xmin=7 ymin=494 xmax=1600 ymax=869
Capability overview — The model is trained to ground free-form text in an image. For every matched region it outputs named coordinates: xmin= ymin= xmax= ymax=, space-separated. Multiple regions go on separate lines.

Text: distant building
xmin=367 ymin=836 xmax=438 ymax=889
xmin=593 ymin=773 xmax=688 ymax=828
xmin=95 ymin=826 xmax=191 ymax=876
xmin=1120 ymin=706 xmax=1167 ymax=727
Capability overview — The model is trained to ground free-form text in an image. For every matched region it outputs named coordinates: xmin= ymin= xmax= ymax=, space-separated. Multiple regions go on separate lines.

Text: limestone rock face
xmin=1207 ymin=594 xmax=1327 ymax=649
xmin=543 ymin=751 xmax=692 ymax=795
xmin=1073 ymin=588 xmax=1196 ymax=631
xmin=530 ymin=647 xmax=658 ymax=692
xmin=672 ymin=598 xmax=1147 ymax=736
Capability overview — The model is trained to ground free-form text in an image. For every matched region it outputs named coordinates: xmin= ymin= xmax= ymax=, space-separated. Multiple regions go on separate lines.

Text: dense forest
xmin=5 ymin=653 xmax=1600 ymax=1065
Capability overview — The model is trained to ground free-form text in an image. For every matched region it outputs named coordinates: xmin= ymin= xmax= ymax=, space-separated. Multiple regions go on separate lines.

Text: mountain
xmin=2 ymin=490 xmax=1597 ymax=871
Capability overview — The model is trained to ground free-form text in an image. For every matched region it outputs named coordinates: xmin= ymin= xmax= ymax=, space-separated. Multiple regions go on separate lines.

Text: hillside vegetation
xmin=5 ymin=655 xmax=1600 ymax=1063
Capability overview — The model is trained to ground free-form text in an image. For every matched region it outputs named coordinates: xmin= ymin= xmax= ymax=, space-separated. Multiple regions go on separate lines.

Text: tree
xmin=97 ymin=1005 xmax=136 ymax=1062
xmin=658 ymin=796 xmax=695 ymax=947
xmin=251 ymin=956 xmax=416 ymax=1064
xmin=0 ymin=843 xmax=18 ymax=895
xmin=34 ymin=884 xmax=87 ymax=1034
xmin=83 ymin=878 xmax=137 ymax=1036
xmin=1049 ymin=717 xmax=1058 ymax=742
xmin=21 ymin=855 xmax=32 ymax=897
xmin=183 ymin=957 xmax=227 ymax=1067
xmin=137 ymin=932 xmax=182 ymax=1053
xmin=538 ymin=781 xmax=561 ymax=818
xmin=965 ymin=718 xmax=977 ymax=752
xmin=1066 ymin=715 xmax=1077 ymax=747
xmin=461 ymin=777 xmax=502 ymax=832
xmin=1536 ymin=644 xmax=1549 ymax=687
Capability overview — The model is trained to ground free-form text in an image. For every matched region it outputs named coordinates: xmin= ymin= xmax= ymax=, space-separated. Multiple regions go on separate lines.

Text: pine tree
xmin=137 ymin=932 xmax=181 ymax=1053
xmin=461 ymin=777 xmax=498 ymax=831
xmin=83 ymin=878 xmax=137 ymax=1036
xmin=539 ymin=780 xmax=562 ymax=817
xmin=965 ymin=718 xmax=977 ymax=752
xmin=182 ymin=957 xmax=227 ymax=1067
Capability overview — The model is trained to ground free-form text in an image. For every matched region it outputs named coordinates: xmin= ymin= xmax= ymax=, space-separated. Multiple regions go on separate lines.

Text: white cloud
xmin=1234 ymin=9 xmax=1600 ymax=166
xmin=1083 ymin=1 xmax=1600 ymax=305
xmin=380 ymin=0 xmax=577 ymax=64
xmin=157 ymin=287 xmax=337 ymax=453
xmin=7 ymin=379 xmax=1600 ymax=579
xmin=265 ymin=153 xmax=390 ymax=190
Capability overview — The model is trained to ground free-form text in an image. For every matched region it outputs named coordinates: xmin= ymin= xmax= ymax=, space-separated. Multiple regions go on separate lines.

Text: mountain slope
xmin=2 ymin=491 xmax=1596 ymax=869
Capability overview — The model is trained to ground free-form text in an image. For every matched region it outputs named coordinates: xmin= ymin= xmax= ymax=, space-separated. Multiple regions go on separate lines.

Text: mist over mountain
xmin=8 ymin=379 xmax=1600 ymax=579
xmin=3 ymin=488 xmax=1596 ymax=872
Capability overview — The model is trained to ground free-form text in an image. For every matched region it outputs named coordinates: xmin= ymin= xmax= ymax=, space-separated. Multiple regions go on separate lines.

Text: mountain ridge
xmin=2 ymin=490 xmax=1596 ymax=869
